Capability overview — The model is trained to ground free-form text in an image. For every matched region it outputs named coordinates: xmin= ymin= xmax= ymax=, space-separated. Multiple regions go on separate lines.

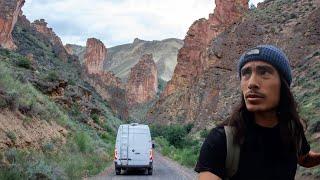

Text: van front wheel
xmin=147 ymin=168 xmax=153 ymax=175
xmin=115 ymin=168 xmax=121 ymax=175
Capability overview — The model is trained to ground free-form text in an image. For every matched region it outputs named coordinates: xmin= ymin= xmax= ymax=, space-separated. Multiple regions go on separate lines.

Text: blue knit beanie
xmin=237 ymin=45 xmax=292 ymax=86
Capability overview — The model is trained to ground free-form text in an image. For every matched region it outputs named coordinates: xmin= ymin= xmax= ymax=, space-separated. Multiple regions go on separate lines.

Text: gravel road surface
xmin=90 ymin=151 xmax=197 ymax=180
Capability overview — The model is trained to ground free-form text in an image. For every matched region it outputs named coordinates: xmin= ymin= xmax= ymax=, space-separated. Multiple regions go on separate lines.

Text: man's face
xmin=240 ymin=61 xmax=281 ymax=112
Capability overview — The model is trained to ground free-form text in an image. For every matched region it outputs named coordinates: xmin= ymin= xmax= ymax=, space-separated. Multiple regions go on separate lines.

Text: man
xmin=194 ymin=45 xmax=320 ymax=180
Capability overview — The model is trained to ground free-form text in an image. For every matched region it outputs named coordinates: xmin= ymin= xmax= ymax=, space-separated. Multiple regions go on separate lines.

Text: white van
xmin=114 ymin=123 xmax=153 ymax=175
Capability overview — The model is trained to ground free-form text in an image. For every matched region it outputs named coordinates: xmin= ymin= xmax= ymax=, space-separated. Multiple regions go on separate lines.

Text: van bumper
xmin=115 ymin=162 xmax=153 ymax=169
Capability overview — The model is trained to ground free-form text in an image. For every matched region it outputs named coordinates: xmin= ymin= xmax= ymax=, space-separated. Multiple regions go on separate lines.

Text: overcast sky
xmin=22 ymin=0 xmax=264 ymax=47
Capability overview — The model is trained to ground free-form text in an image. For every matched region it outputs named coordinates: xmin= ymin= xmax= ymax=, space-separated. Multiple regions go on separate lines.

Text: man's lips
xmin=245 ymin=92 xmax=265 ymax=99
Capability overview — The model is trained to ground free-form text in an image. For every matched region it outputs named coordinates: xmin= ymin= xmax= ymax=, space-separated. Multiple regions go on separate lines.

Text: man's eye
xmin=259 ymin=69 xmax=271 ymax=76
xmin=260 ymin=70 xmax=267 ymax=75
xmin=241 ymin=69 xmax=251 ymax=78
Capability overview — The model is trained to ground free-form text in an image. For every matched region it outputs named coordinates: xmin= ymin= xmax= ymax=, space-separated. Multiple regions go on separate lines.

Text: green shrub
xmin=6 ymin=91 xmax=19 ymax=111
xmin=5 ymin=148 xmax=19 ymax=164
xmin=100 ymin=132 xmax=115 ymax=144
xmin=26 ymin=160 xmax=54 ymax=179
xmin=62 ymin=154 xmax=86 ymax=178
xmin=46 ymin=71 xmax=59 ymax=82
xmin=200 ymin=128 xmax=210 ymax=138
xmin=6 ymin=131 xmax=17 ymax=142
xmin=184 ymin=123 xmax=194 ymax=133
xmin=16 ymin=57 xmax=31 ymax=69
xmin=0 ymin=97 xmax=7 ymax=109
xmin=163 ymin=125 xmax=187 ymax=148
xmin=0 ymin=167 xmax=26 ymax=180
xmin=289 ymin=13 xmax=297 ymax=19
xmin=0 ymin=49 xmax=11 ymax=56
xmin=68 ymin=79 xmax=76 ymax=86
xmin=42 ymin=142 xmax=55 ymax=152
xmin=150 ymin=124 xmax=190 ymax=148
xmin=70 ymin=104 xmax=81 ymax=116
xmin=157 ymin=78 xmax=167 ymax=94
xmin=91 ymin=113 xmax=99 ymax=124
xmin=154 ymin=136 xmax=201 ymax=167
xmin=75 ymin=131 xmax=93 ymax=153
xmin=154 ymin=136 xmax=168 ymax=154
xmin=105 ymin=124 xmax=115 ymax=135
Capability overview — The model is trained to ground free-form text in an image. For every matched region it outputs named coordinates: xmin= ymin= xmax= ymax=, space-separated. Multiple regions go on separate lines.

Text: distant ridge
xmin=67 ymin=38 xmax=183 ymax=82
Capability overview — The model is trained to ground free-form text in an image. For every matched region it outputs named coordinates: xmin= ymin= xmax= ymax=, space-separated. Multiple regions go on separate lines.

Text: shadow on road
xmin=118 ymin=168 xmax=149 ymax=176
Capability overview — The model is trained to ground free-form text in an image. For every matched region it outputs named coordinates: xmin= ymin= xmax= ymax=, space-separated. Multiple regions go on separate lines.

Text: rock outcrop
xmin=64 ymin=44 xmax=86 ymax=63
xmin=163 ymin=0 xmax=248 ymax=97
xmin=64 ymin=44 xmax=74 ymax=55
xmin=147 ymin=0 xmax=320 ymax=129
xmin=126 ymin=54 xmax=158 ymax=107
xmin=83 ymin=38 xmax=106 ymax=74
xmin=82 ymin=38 xmax=128 ymax=119
xmin=0 ymin=0 xmax=25 ymax=50
xmin=85 ymin=73 xmax=128 ymax=120
xmin=31 ymin=19 xmax=69 ymax=61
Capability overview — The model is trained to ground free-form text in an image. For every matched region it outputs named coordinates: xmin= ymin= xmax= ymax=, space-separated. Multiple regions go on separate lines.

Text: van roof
xmin=119 ymin=123 xmax=149 ymax=128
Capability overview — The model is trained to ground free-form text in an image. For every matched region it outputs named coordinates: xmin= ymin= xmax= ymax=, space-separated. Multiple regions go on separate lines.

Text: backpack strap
xmin=224 ymin=126 xmax=240 ymax=179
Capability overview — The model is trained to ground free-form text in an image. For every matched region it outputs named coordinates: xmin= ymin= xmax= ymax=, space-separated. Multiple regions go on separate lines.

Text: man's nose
xmin=248 ymin=73 xmax=260 ymax=89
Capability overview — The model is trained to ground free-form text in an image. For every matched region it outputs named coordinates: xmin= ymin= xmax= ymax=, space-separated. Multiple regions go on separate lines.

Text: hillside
xmin=148 ymin=0 xmax=320 ymax=130
xmin=67 ymin=38 xmax=183 ymax=82
xmin=0 ymin=2 xmax=122 ymax=179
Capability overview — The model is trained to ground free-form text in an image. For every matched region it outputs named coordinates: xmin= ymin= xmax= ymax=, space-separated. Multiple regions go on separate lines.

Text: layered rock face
xmin=84 ymin=73 xmax=128 ymax=120
xmin=83 ymin=38 xmax=106 ymax=74
xmin=126 ymin=54 xmax=158 ymax=107
xmin=31 ymin=19 xmax=69 ymax=61
xmin=148 ymin=0 xmax=320 ymax=129
xmin=0 ymin=0 xmax=25 ymax=50
xmin=163 ymin=0 xmax=248 ymax=97
xmin=82 ymin=38 xmax=128 ymax=119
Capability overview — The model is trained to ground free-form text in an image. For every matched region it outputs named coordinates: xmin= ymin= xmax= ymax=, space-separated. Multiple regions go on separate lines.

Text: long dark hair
xmin=223 ymin=75 xmax=305 ymax=155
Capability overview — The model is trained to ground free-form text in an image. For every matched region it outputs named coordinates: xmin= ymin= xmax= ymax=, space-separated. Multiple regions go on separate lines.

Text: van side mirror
xmin=152 ymin=143 xmax=155 ymax=149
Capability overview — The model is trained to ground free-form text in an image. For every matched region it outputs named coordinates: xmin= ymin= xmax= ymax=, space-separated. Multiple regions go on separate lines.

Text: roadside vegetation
xmin=0 ymin=129 xmax=115 ymax=179
xmin=150 ymin=124 xmax=203 ymax=167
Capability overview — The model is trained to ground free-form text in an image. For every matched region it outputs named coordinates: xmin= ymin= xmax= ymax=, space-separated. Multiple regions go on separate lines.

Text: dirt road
xmin=90 ymin=151 xmax=197 ymax=180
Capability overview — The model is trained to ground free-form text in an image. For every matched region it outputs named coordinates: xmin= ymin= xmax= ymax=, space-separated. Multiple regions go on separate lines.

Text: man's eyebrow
xmin=256 ymin=65 xmax=275 ymax=71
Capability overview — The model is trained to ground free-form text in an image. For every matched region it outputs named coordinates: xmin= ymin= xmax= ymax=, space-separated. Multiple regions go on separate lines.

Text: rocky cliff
xmin=147 ymin=0 xmax=320 ymax=130
xmin=82 ymin=38 xmax=128 ymax=119
xmin=0 ymin=0 xmax=25 ymax=50
xmin=163 ymin=0 xmax=248 ymax=97
xmin=31 ymin=19 xmax=69 ymax=62
xmin=83 ymin=38 xmax=106 ymax=74
xmin=126 ymin=54 xmax=158 ymax=107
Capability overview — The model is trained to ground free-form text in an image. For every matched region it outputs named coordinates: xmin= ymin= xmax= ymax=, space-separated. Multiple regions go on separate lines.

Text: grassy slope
xmin=293 ymin=51 xmax=320 ymax=177
xmin=0 ymin=20 xmax=122 ymax=179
